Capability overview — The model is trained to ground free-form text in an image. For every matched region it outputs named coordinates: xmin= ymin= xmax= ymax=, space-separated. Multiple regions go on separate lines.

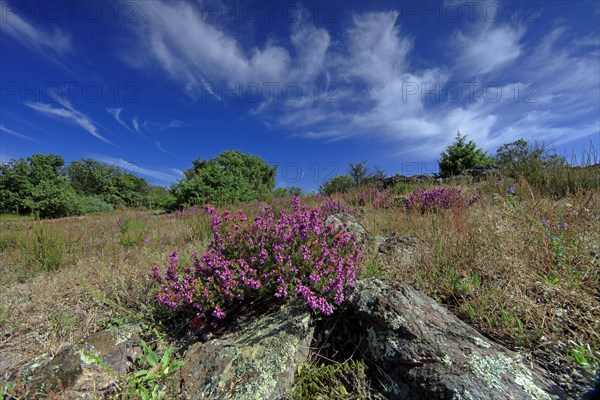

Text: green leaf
xmin=134 ymin=369 xmax=149 ymax=378
xmin=146 ymin=351 xmax=159 ymax=367
xmin=160 ymin=348 xmax=172 ymax=366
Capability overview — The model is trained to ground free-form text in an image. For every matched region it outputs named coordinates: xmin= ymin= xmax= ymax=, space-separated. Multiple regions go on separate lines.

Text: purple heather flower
xmin=212 ymin=307 xmax=226 ymax=319
xmin=506 ymin=185 xmax=516 ymax=196
xmin=152 ymin=196 xmax=361 ymax=321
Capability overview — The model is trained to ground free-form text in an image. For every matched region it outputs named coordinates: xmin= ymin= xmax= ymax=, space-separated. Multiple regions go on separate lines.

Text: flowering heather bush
xmin=319 ymin=199 xmax=352 ymax=217
xmin=406 ymin=187 xmax=480 ymax=213
xmin=346 ymin=188 xmax=395 ymax=210
xmin=151 ymin=196 xmax=362 ymax=323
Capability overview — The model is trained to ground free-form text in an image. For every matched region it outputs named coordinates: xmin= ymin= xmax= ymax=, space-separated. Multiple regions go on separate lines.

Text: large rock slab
xmin=349 ymin=278 xmax=567 ymax=400
xmin=178 ymin=300 xmax=314 ymax=400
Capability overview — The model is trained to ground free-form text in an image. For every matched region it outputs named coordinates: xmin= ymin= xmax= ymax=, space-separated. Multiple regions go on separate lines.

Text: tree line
xmin=1 ymin=136 xmax=585 ymax=218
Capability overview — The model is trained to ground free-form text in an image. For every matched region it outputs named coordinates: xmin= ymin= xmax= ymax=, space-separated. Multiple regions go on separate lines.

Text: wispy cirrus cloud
xmin=132 ymin=117 xmax=142 ymax=134
xmin=0 ymin=124 xmax=37 ymax=141
xmin=453 ymin=24 xmax=524 ymax=75
xmin=25 ymin=97 xmax=113 ymax=145
xmin=0 ymin=0 xmax=72 ymax=65
xmin=122 ymin=1 xmax=598 ymax=160
xmin=85 ymin=153 xmax=179 ymax=183
xmin=155 ymin=141 xmax=176 ymax=157
xmin=107 ymin=107 xmax=133 ymax=132
xmin=124 ymin=0 xmax=330 ymax=97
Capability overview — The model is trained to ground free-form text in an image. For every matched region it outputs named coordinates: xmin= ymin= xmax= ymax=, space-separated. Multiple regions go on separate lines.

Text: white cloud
xmin=25 ymin=98 xmax=112 ymax=145
xmin=0 ymin=0 xmax=71 ymax=63
xmin=344 ymin=11 xmax=412 ymax=84
xmin=107 ymin=107 xmax=133 ymax=132
xmin=0 ymin=124 xmax=36 ymax=141
xmin=170 ymin=168 xmax=184 ymax=177
xmin=167 ymin=119 xmax=185 ymax=129
xmin=155 ymin=141 xmax=176 ymax=156
xmin=132 ymin=117 xmax=142 ymax=134
xmin=453 ymin=24 xmax=524 ymax=75
xmin=128 ymin=1 xmax=293 ymax=93
xmin=86 ymin=153 xmax=179 ymax=183
xmin=121 ymin=2 xmax=598 ymax=160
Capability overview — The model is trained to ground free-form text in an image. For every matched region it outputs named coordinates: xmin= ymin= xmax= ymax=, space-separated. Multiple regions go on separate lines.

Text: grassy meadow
xmin=0 ymin=170 xmax=599 ymax=398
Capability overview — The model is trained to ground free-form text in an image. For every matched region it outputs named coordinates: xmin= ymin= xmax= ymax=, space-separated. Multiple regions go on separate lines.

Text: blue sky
xmin=1 ymin=0 xmax=599 ymax=191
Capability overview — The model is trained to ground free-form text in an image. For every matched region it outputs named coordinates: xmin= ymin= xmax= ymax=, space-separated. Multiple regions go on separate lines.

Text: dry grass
xmin=0 ymin=180 xmax=598 ymax=397
xmin=361 ymin=182 xmax=600 ymax=383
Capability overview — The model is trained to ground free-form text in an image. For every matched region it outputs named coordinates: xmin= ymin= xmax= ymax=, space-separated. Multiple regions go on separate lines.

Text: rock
xmin=460 ymin=164 xmax=499 ymax=182
xmin=178 ymin=300 xmax=314 ymax=400
xmin=84 ymin=324 xmax=142 ymax=374
xmin=27 ymin=324 xmax=142 ymax=398
xmin=325 ymin=213 xmax=370 ymax=253
xmin=29 ymin=346 xmax=83 ymax=394
xmin=348 ymin=279 xmax=567 ymax=400
xmin=375 ymin=234 xmax=419 ymax=273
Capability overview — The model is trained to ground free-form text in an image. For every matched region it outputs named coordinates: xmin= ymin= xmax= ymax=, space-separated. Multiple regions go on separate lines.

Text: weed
xmin=21 ymin=225 xmax=66 ymax=271
xmin=359 ymin=256 xmax=388 ymax=279
xmin=84 ymin=339 xmax=183 ymax=399
xmin=51 ymin=311 xmax=78 ymax=338
xmin=291 ymin=359 xmax=382 ymax=399
xmin=119 ymin=218 xmax=145 ymax=247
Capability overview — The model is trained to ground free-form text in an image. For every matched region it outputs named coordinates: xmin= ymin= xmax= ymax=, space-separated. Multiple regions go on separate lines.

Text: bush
xmin=406 ymin=187 xmax=479 ymax=213
xmin=320 ymin=175 xmax=354 ymax=195
xmin=151 ymin=197 xmax=362 ymax=324
xmin=346 ymin=188 xmax=395 ymax=209
xmin=27 ymin=177 xmax=83 ymax=219
xmin=495 ymin=139 xmax=599 ymax=198
xmin=83 ymin=196 xmax=114 ymax=214
xmin=438 ymin=132 xmax=493 ymax=178
xmin=171 ymin=150 xmax=276 ymax=209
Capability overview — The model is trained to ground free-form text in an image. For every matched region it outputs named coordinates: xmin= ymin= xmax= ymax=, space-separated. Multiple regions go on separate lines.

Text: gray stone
xmin=325 ymin=213 xmax=370 ymax=253
xmin=375 ymin=233 xmax=420 ymax=273
xmin=29 ymin=345 xmax=83 ymax=394
xmin=178 ymin=300 xmax=314 ymax=400
xmin=349 ymin=278 xmax=567 ymax=400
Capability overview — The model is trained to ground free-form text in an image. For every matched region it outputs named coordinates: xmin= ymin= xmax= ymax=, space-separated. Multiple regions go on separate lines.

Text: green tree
xmin=348 ymin=161 xmax=369 ymax=186
xmin=171 ymin=150 xmax=277 ymax=208
xmin=438 ymin=132 xmax=493 ymax=178
xmin=66 ymin=158 xmax=117 ymax=197
xmin=319 ymin=175 xmax=354 ymax=195
xmin=272 ymin=186 xmax=303 ymax=198
xmin=143 ymin=186 xmax=175 ymax=210
xmin=66 ymin=158 xmax=150 ymax=208
xmin=0 ymin=158 xmax=33 ymax=214
xmin=495 ymin=139 xmax=567 ymax=178
xmin=28 ymin=177 xmax=82 ymax=218
xmin=0 ymin=154 xmax=82 ymax=218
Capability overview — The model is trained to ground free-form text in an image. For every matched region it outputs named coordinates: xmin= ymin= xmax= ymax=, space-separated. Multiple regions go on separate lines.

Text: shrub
xmin=346 ymin=188 xmax=395 ymax=209
xmin=118 ymin=218 xmax=145 ymax=247
xmin=438 ymin=132 xmax=493 ymax=178
xmin=21 ymin=226 xmax=66 ymax=271
xmin=170 ymin=150 xmax=277 ymax=209
xmin=320 ymin=175 xmax=355 ymax=195
xmin=494 ymin=139 xmax=599 ymax=198
xmin=27 ymin=177 xmax=83 ymax=219
xmin=406 ymin=187 xmax=479 ymax=213
xmin=151 ymin=197 xmax=362 ymax=324
xmin=319 ymin=200 xmax=352 ymax=217
xmin=83 ymin=196 xmax=114 ymax=214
